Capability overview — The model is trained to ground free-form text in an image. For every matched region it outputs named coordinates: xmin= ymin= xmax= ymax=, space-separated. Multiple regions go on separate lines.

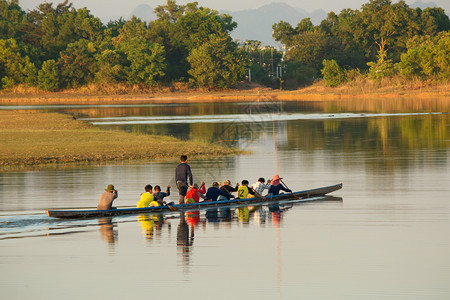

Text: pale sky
xmin=19 ymin=0 xmax=450 ymax=20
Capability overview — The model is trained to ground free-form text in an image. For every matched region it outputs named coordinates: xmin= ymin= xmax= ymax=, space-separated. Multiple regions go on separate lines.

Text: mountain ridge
xmin=102 ymin=1 xmax=444 ymax=46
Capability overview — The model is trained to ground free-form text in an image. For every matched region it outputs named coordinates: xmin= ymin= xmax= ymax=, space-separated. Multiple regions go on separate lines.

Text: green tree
xmin=118 ymin=36 xmax=166 ymax=86
xmin=0 ymin=0 xmax=25 ymax=40
xmin=112 ymin=16 xmax=149 ymax=46
xmin=94 ymin=49 xmax=125 ymax=84
xmin=0 ymin=38 xmax=36 ymax=88
xmin=187 ymin=34 xmax=249 ymax=89
xmin=148 ymin=1 xmax=239 ymax=83
xmin=398 ymin=32 xmax=450 ymax=78
xmin=367 ymin=42 xmax=396 ymax=79
xmin=57 ymin=39 xmax=97 ymax=87
xmin=177 ymin=6 xmax=236 ymax=51
xmin=286 ymin=29 xmax=330 ymax=69
xmin=23 ymin=1 xmax=103 ymax=61
xmin=321 ymin=59 xmax=347 ymax=87
xmin=282 ymin=61 xmax=317 ymax=89
xmin=325 ymin=9 xmax=367 ymax=69
xmin=272 ymin=21 xmax=295 ymax=46
xmin=38 ymin=59 xmax=59 ymax=91
xmin=418 ymin=7 xmax=450 ymax=35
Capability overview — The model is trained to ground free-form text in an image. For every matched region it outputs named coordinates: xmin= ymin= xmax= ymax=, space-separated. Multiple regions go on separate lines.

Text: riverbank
xmin=0 ymin=81 xmax=448 ymax=105
xmin=0 ymin=111 xmax=239 ymax=170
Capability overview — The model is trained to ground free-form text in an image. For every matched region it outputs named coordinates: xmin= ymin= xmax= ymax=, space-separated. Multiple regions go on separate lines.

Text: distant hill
xmin=101 ymin=4 xmax=156 ymax=23
xmin=96 ymin=1 xmax=448 ymax=41
xmin=409 ymin=1 xmax=437 ymax=9
xmin=224 ymin=3 xmax=327 ymax=46
xmin=129 ymin=4 xmax=157 ymax=21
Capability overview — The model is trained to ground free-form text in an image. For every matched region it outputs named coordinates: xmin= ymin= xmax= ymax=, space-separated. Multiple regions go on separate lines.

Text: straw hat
xmin=272 ymin=174 xmax=282 ymax=181
xmin=105 ymin=184 xmax=115 ymax=192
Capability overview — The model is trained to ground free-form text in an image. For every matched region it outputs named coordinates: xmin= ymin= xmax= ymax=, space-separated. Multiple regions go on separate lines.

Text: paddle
xmin=167 ymin=205 xmax=178 ymax=211
xmin=280 ymin=179 xmax=299 ymax=200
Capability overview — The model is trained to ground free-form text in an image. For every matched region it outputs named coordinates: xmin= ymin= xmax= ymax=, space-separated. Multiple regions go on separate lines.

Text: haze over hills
xmin=223 ymin=3 xmax=327 ymax=46
xmin=105 ymin=2 xmax=327 ymax=46
xmin=104 ymin=1 xmax=442 ymax=46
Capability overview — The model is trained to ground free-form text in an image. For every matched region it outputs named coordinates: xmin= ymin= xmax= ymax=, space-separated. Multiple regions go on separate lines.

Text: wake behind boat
xmin=46 ymin=183 xmax=342 ymax=219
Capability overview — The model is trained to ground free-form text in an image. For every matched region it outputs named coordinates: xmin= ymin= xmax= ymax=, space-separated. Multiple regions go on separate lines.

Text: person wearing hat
xmin=97 ymin=184 xmax=118 ymax=210
xmin=220 ymin=180 xmax=240 ymax=196
xmin=185 ymin=182 xmax=206 ymax=203
xmin=268 ymin=174 xmax=291 ymax=195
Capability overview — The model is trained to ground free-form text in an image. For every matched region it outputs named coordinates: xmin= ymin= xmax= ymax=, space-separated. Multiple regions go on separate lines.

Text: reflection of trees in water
xmin=284 ymin=115 xmax=449 ymax=171
xmin=321 ymin=98 xmax=450 ymax=114
xmin=285 ymin=115 xmax=449 ymax=151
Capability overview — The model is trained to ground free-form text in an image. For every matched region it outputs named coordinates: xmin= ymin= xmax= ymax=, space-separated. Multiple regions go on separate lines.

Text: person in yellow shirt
xmin=137 ymin=185 xmax=154 ymax=208
xmin=237 ymin=180 xmax=264 ymax=199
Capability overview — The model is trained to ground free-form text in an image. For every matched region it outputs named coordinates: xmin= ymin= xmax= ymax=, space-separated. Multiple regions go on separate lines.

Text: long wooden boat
xmin=46 ymin=183 xmax=342 ymax=219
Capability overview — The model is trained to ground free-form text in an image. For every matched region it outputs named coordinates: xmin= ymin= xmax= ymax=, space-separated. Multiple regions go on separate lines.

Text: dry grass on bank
xmin=275 ymin=78 xmax=450 ymax=101
xmin=0 ymin=111 xmax=238 ymax=168
xmin=0 ymin=79 xmax=448 ymax=104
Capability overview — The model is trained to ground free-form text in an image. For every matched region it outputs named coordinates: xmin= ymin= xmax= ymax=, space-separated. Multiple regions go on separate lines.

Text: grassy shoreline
xmin=0 ymin=81 xmax=448 ymax=105
xmin=0 ymin=111 xmax=240 ymax=170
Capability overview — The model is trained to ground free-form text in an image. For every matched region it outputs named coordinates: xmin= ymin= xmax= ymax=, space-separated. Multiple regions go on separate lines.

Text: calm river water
xmin=1 ymin=98 xmax=449 ymax=299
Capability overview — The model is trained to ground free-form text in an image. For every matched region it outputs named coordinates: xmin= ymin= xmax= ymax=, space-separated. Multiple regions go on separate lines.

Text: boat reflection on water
xmin=237 ymin=207 xmax=250 ymax=224
xmin=93 ymin=197 xmax=343 ymax=265
xmin=177 ymin=213 xmax=195 ymax=266
xmin=137 ymin=213 xmax=165 ymax=240
xmin=98 ymin=217 xmax=117 ymax=245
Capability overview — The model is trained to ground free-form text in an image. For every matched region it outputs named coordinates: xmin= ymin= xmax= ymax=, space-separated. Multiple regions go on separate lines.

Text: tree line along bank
xmin=0 ymin=0 xmax=449 ymax=92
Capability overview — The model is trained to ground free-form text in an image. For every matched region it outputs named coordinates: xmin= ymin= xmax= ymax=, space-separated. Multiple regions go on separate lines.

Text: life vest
xmin=237 ymin=186 xmax=250 ymax=199
xmin=149 ymin=200 xmax=160 ymax=207
xmin=137 ymin=192 xmax=154 ymax=208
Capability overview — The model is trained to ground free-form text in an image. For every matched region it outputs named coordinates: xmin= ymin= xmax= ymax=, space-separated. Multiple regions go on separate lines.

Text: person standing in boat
xmin=137 ymin=184 xmax=154 ymax=208
xmin=205 ymin=182 xmax=233 ymax=201
xmin=251 ymin=177 xmax=271 ymax=196
xmin=175 ymin=155 xmax=193 ymax=204
xmin=97 ymin=184 xmax=118 ymax=210
xmin=268 ymin=174 xmax=291 ymax=195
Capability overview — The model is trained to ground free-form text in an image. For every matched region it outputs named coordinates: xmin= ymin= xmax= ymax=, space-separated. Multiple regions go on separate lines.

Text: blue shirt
xmin=205 ymin=187 xmax=232 ymax=201
xmin=175 ymin=163 xmax=193 ymax=185
xmin=268 ymin=184 xmax=291 ymax=195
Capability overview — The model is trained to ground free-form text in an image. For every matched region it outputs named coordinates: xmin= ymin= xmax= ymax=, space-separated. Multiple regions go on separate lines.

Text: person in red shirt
xmin=185 ymin=182 xmax=206 ymax=203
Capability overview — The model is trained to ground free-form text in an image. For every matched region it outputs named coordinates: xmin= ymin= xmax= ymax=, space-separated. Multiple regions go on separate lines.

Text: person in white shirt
xmin=251 ymin=177 xmax=271 ymax=196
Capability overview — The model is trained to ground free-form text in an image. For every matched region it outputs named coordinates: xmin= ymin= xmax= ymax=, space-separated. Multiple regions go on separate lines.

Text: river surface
xmin=1 ymin=98 xmax=449 ymax=299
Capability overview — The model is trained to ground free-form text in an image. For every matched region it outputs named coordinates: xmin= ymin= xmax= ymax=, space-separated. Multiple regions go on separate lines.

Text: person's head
xmin=258 ymin=177 xmax=265 ymax=183
xmin=105 ymin=184 xmax=115 ymax=192
xmin=180 ymin=155 xmax=188 ymax=162
xmin=223 ymin=180 xmax=231 ymax=185
xmin=272 ymin=174 xmax=282 ymax=185
xmin=212 ymin=182 xmax=220 ymax=188
xmin=241 ymin=180 xmax=249 ymax=186
xmin=193 ymin=183 xmax=199 ymax=189
xmin=145 ymin=184 xmax=153 ymax=192
xmin=154 ymin=185 xmax=161 ymax=192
